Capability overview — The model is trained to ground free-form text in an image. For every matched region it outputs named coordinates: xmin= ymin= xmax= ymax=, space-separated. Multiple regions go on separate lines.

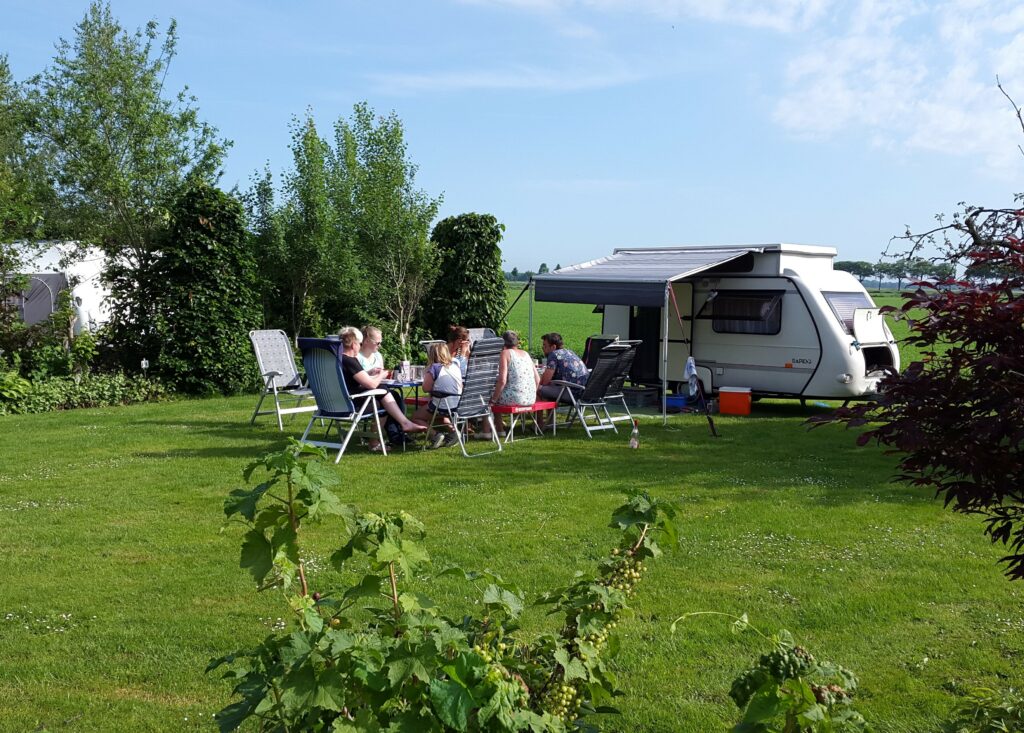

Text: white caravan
xmin=532 ymin=244 xmax=899 ymax=401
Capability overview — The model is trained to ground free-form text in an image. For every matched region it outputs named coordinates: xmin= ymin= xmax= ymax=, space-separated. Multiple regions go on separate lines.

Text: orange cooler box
xmin=719 ymin=387 xmax=752 ymax=415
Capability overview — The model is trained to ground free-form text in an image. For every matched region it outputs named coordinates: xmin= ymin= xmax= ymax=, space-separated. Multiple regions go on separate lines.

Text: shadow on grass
xmin=126 ymin=405 xmax=913 ymax=511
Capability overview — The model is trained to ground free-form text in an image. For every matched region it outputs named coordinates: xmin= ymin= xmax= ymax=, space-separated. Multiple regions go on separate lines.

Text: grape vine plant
xmin=208 ymin=441 xmax=679 ymax=732
xmin=674 ymin=613 xmax=869 ymax=732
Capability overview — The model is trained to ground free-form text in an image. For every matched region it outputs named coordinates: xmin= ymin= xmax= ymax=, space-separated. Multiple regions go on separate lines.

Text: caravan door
xmin=852 ymin=308 xmax=886 ymax=344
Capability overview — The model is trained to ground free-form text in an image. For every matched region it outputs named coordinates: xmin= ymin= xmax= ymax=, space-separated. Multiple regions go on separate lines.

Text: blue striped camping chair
xmin=297 ymin=338 xmax=389 ymax=462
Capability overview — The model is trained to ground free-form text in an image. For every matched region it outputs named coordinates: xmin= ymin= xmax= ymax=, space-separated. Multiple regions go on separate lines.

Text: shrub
xmin=814 ymin=228 xmax=1024 ymax=580
xmin=950 ymin=686 xmax=1024 ymax=733
xmin=421 ymin=213 xmax=507 ymax=338
xmin=150 ymin=181 xmax=260 ymax=395
xmin=209 ymin=442 xmax=679 ymax=731
xmin=0 ymin=372 xmax=167 ymax=415
xmin=0 ymin=369 xmax=31 ymax=403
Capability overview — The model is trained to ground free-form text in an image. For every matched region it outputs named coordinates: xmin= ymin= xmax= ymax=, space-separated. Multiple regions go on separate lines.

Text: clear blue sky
xmin=4 ymin=0 xmax=1023 ymax=270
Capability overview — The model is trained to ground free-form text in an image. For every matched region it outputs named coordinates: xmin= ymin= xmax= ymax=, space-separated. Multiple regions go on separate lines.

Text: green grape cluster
xmin=729 ymin=668 xmax=769 ymax=709
xmin=601 ymin=551 xmax=645 ymax=595
xmin=758 ymin=645 xmax=815 ymax=682
xmin=580 ymin=620 xmax=617 ymax=649
xmin=542 ymin=682 xmax=581 ymax=721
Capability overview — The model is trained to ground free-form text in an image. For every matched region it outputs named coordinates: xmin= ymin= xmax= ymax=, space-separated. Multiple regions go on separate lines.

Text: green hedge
xmin=0 ymin=373 xmax=167 ymax=415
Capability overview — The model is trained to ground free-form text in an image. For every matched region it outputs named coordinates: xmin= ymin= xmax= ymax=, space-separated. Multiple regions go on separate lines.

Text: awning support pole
xmin=662 ymin=284 xmax=669 ymax=425
xmin=528 ymin=279 xmax=534 ymax=353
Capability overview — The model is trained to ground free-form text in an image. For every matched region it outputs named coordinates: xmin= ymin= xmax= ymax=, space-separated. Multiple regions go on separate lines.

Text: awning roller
xmin=532 ymin=247 xmax=758 ymax=305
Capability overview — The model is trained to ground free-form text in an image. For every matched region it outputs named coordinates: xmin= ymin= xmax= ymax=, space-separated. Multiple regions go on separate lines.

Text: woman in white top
xmin=412 ymin=343 xmax=464 ymax=442
xmin=357 ymin=325 xmax=385 ymax=374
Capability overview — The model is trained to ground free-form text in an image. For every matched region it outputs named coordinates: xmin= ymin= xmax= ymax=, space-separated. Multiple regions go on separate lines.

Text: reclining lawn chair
xmin=296 ymin=338 xmax=389 ymax=462
xmin=426 ymin=337 xmax=504 ymax=458
xmin=466 ymin=327 xmax=497 ymax=346
xmin=582 ymin=334 xmax=619 ymax=370
xmin=551 ymin=342 xmax=632 ymax=438
xmin=249 ymin=329 xmax=318 ymax=430
xmin=604 ymin=339 xmax=641 ymax=423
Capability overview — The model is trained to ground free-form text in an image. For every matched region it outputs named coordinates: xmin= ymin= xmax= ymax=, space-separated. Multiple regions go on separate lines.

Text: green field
xmin=1 ymin=395 xmax=1020 ymax=731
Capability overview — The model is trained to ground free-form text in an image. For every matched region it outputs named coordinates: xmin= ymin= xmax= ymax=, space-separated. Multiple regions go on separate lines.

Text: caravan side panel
xmin=688 ymin=276 xmax=821 ymax=395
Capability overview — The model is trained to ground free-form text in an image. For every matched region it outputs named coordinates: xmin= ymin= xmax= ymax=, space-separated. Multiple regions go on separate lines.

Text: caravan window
xmin=711 ymin=290 xmax=783 ymax=335
xmin=823 ymin=291 xmax=873 ymax=334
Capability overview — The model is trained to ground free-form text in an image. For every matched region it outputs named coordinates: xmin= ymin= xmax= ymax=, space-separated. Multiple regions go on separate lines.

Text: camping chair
xmin=466 ymin=328 xmax=497 ymax=346
xmin=419 ymin=339 xmax=444 ymax=358
xmin=296 ymin=338 xmax=389 ymax=463
xmin=426 ymin=337 xmax=504 ymax=458
xmin=551 ymin=343 xmax=632 ymax=438
xmin=604 ymin=340 xmax=642 ymax=423
xmin=249 ymin=329 xmax=318 ymax=430
xmin=582 ymin=334 xmax=619 ymax=370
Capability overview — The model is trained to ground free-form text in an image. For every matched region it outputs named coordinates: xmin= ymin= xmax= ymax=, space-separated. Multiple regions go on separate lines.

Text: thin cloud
xmin=523 ymin=177 xmax=650 ymax=193
xmin=367 ymin=64 xmax=647 ymax=94
xmin=458 ymin=0 xmax=831 ymax=32
xmin=773 ymin=0 xmax=1024 ymax=173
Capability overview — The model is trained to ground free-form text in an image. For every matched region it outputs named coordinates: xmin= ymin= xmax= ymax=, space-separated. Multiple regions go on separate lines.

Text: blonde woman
xmin=357 ymin=325 xmax=385 ymax=375
xmin=338 ymin=326 xmax=426 ymax=450
xmin=412 ymin=342 xmax=464 ymax=448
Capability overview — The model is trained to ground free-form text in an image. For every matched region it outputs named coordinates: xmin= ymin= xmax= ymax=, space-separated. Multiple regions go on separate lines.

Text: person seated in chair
xmin=413 ymin=342 xmax=464 ymax=448
xmin=357 ymin=325 xmax=386 ymax=375
xmin=338 ymin=326 xmax=426 ymax=449
xmin=446 ymin=324 xmax=471 ymax=377
xmin=490 ymin=330 xmax=540 ymax=437
xmin=537 ymin=331 xmax=588 ymax=403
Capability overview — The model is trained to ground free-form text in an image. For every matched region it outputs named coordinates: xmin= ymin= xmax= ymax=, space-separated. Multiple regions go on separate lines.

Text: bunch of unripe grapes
xmin=758 ymin=646 xmax=815 ymax=682
xmin=730 ymin=646 xmax=817 ymax=708
xmin=542 ymin=681 xmax=580 ymax=721
xmin=729 ymin=668 xmax=768 ymax=708
xmin=579 ymin=620 xmax=617 ymax=649
xmin=471 ymin=643 xmax=529 ymax=704
xmin=471 ymin=642 xmax=512 ymax=671
xmin=601 ymin=550 xmax=645 ymax=595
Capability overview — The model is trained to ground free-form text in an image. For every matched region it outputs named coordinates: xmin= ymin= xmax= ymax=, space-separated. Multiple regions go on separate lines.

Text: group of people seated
xmin=334 ymin=323 xmax=590 ymax=449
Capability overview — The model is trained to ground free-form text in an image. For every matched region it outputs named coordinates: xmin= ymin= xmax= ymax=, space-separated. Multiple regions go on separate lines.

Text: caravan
xmin=532 ymin=244 xmax=899 ymax=402
xmin=16 ymin=244 xmax=109 ymax=334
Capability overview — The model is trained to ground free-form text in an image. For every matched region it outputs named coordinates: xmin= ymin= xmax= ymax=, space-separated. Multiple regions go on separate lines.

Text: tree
xmin=538 ymin=262 xmax=549 ymax=274
xmin=873 ymin=261 xmax=886 ymax=289
xmin=834 ymin=260 xmax=874 ymax=283
xmin=0 ymin=56 xmax=49 ymax=362
xmin=28 ymin=2 xmax=227 ymax=366
xmin=817 ymin=205 xmax=1024 ymax=580
xmin=150 ymin=181 xmax=259 ymax=394
xmin=420 ymin=213 xmax=506 ymax=338
xmin=337 ymin=103 xmax=440 ymax=357
xmin=875 ymin=260 xmax=909 ymax=290
xmin=510 ymin=266 xmax=519 ymax=280
xmin=248 ymin=115 xmax=366 ymax=339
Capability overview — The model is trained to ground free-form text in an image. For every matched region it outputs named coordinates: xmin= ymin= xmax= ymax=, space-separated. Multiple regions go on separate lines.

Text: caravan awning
xmin=533 ymin=247 xmax=757 ymax=306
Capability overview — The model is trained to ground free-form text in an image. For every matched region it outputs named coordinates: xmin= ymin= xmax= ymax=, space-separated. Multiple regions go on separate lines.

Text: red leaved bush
xmin=814 ymin=214 xmax=1024 ymax=580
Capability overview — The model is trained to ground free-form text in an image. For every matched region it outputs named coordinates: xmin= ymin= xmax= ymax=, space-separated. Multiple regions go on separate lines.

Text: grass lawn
xmin=2 ymin=395 xmax=1021 ymax=731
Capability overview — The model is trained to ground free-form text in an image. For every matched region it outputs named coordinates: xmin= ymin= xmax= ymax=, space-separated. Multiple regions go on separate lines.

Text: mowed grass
xmin=2 ymin=396 xmax=1022 ymax=731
